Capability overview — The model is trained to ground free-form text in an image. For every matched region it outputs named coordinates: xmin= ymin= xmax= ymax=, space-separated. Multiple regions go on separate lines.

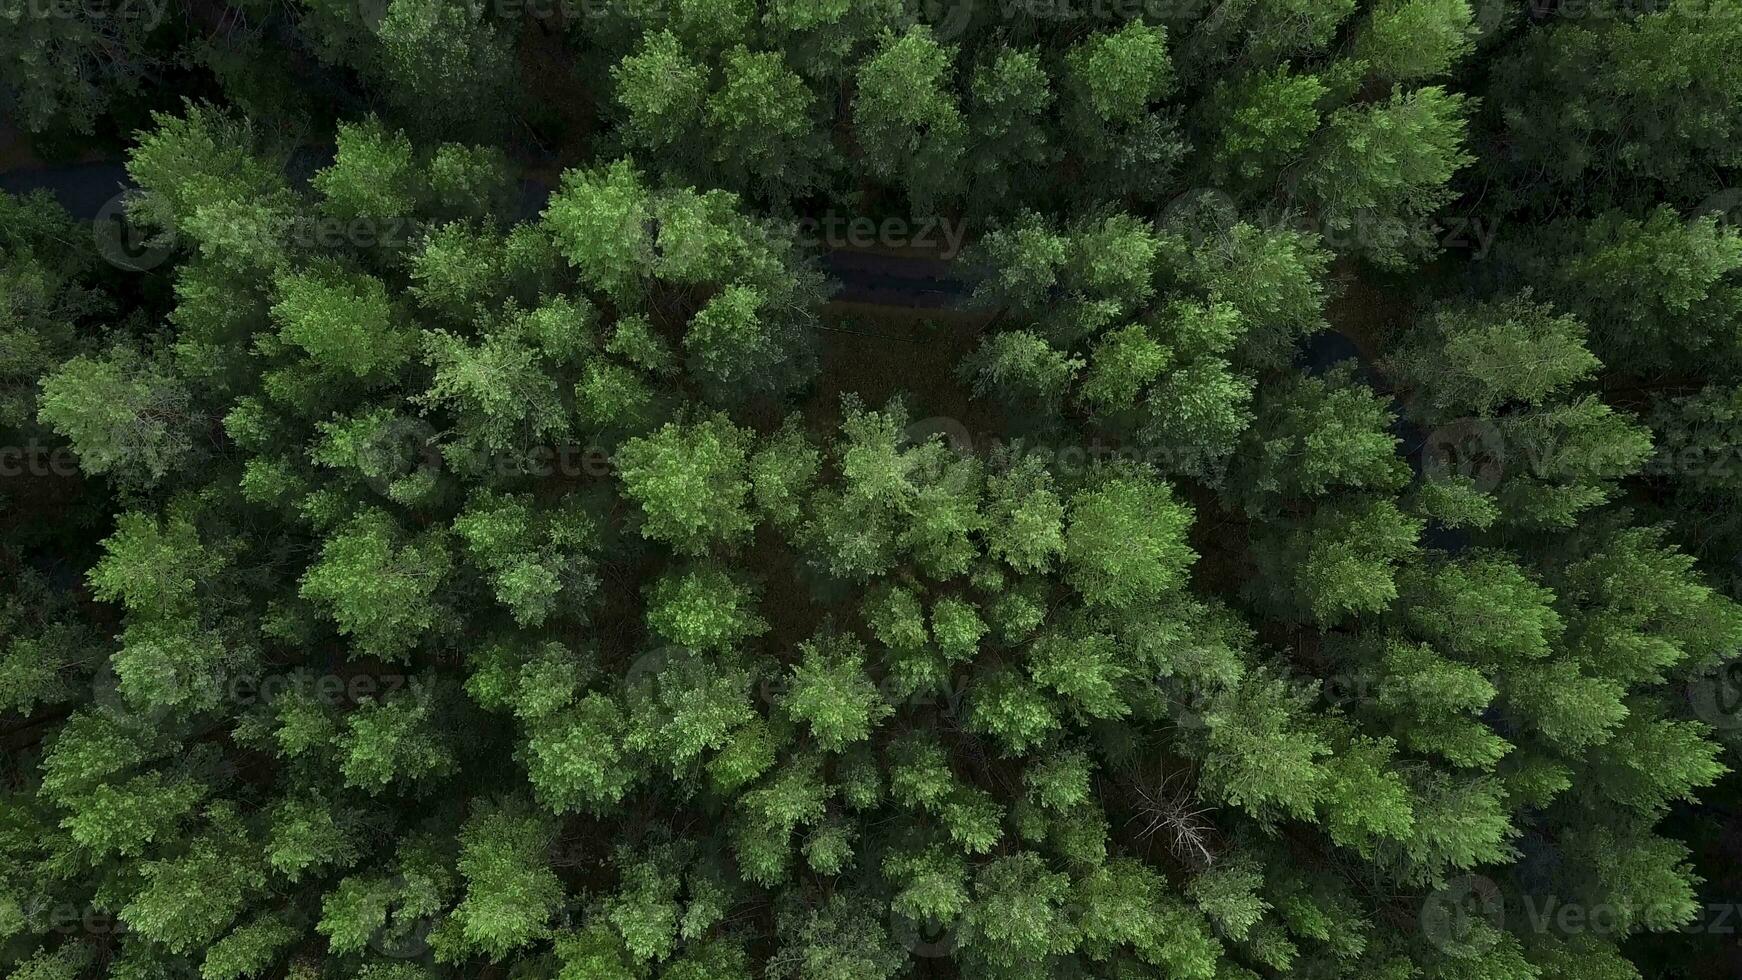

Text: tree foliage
xmin=3 ymin=6 xmax=1740 ymax=980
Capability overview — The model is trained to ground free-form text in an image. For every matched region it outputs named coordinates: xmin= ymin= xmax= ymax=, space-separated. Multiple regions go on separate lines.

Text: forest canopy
xmin=3 ymin=1 xmax=1742 ymax=979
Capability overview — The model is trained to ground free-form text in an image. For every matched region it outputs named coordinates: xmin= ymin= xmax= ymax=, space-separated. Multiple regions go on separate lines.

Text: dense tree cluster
xmin=4 ymin=1 xmax=1742 ymax=979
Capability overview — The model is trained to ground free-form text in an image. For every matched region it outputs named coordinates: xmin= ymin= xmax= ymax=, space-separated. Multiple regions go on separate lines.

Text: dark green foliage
xmin=3 ymin=6 xmax=1740 ymax=980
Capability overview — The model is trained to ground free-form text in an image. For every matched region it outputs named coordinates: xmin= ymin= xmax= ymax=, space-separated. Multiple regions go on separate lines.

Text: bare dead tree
xmin=1126 ymin=766 xmax=1219 ymax=870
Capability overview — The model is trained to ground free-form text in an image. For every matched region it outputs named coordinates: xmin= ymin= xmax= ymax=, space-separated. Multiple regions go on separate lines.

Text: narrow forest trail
xmin=1 ymin=157 xmax=1398 ymax=443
